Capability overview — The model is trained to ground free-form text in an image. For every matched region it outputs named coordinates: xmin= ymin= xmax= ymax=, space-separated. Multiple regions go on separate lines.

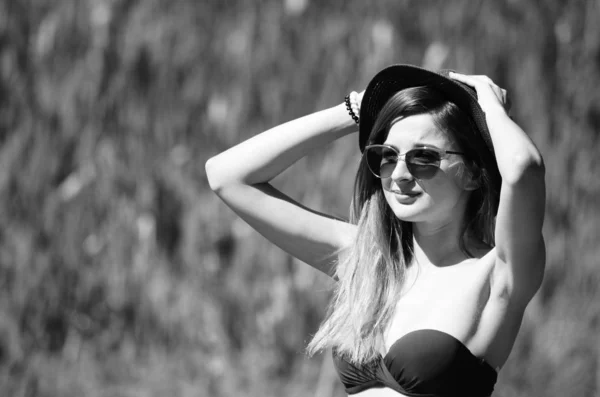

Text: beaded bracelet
xmin=349 ymin=91 xmax=361 ymax=117
xmin=345 ymin=93 xmax=360 ymax=125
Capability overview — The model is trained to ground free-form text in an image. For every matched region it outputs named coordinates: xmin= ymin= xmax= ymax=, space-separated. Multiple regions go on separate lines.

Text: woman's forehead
xmin=384 ymin=114 xmax=454 ymax=148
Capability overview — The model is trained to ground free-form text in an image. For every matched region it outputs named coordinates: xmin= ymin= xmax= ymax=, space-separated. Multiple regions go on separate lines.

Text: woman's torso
xmin=345 ymin=249 xmax=525 ymax=397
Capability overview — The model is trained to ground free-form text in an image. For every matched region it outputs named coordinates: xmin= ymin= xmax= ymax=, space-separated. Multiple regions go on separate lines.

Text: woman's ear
xmin=461 ymin=163 xmax=482 ymax=191
xmin=463 ymin=176 xmax=481 ymax=191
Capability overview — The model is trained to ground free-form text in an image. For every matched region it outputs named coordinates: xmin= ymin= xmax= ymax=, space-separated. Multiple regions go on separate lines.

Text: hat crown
xmin=359 ymin=64 xmax=486 ymax=152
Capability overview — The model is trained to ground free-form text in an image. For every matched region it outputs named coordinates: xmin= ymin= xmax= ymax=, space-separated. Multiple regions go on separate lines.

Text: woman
xmin=205 ymin=64 xmax=546 ymax=397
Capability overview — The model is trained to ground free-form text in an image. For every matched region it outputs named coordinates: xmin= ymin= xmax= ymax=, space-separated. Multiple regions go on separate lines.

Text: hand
xmin=357 ymin=89 xmax=365 ymax=105
xmin=448 ymin=72 xmax=511 ymax=115
xmin=350 ymin=90 xmax=365 ymax=110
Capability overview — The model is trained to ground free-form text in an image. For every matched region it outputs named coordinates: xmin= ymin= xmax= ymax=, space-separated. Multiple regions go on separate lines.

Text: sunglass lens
xmin=365 ymin=146 xmax=397 ymax=178
xmin=406 ymin=149 xmax=441 ymax=179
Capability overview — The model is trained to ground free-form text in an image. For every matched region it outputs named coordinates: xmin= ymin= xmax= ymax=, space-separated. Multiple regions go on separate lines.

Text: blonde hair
xmin=307 ymin=163 xmax=413 ymax=363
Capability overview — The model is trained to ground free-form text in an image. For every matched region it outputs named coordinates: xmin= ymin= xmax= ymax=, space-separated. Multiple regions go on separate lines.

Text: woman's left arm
xmin=450 ymin=73 xmax=546 ymax=302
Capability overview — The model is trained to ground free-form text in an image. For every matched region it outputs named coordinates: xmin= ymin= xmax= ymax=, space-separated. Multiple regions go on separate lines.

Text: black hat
xmin=358 ymin=64 xmax=495 ymax=157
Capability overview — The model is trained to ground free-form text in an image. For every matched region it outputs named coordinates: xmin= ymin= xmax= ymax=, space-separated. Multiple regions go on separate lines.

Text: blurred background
xmin=0 ymin=0 xmax=599 ymax=396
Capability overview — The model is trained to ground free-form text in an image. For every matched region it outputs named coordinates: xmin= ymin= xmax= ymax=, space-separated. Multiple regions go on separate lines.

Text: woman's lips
xmin=391 ymin=190 xmax=421 ymax=197
xmin=392 ymin=191 xmax=422 ymax=202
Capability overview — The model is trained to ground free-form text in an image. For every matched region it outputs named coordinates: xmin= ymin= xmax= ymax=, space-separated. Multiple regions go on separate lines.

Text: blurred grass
xmin=0 ymin=0 xmax=598 ymax=396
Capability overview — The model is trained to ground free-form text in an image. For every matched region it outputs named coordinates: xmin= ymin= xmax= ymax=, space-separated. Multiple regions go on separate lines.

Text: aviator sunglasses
xmin=364 ymin=144 xmax=464 ymax=180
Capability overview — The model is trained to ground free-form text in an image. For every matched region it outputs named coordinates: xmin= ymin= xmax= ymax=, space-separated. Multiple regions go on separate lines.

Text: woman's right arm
xmin=205 ymin=102 xmax=358 ymax=276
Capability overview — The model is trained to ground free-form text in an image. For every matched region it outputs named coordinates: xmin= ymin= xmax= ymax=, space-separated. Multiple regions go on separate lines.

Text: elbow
xmin=206 ymin=154 xmax=253 ymax=192
xmin=205 ymin=156 xmax=224 ymax=192
xmin=501 ymin=151 xmax=545 ymax=185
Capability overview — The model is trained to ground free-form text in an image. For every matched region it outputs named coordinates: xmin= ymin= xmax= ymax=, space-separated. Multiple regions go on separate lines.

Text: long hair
xmin=306 ymin=86 xmax=500 ymax=364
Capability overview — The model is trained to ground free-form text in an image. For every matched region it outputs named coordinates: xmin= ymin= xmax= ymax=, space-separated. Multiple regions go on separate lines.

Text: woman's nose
xmin=390 ymin=159 xmax=413 ymax=181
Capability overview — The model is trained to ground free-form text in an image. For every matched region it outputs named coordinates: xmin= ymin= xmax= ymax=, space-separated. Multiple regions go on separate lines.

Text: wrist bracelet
xmin=350 ymin=91 xmax=361 ymax=116
xmin=345 ymin=93 xmax=360 ymax=125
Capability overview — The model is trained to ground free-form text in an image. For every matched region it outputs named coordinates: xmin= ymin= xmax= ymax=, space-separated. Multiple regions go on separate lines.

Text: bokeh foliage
xmin=0 ymin=0 xmax=599 ymax=396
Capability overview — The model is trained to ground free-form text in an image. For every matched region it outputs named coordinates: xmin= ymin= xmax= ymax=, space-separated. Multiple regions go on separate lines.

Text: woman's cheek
xmin=380 ymin=178 xmax=393 ymax=192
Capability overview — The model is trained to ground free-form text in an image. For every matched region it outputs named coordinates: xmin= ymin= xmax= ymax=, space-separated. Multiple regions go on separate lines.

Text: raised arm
xmin=449 ymin=73 xmax=546 ymax=303
xmin=205 ymin=102 xmax=359 ymax=276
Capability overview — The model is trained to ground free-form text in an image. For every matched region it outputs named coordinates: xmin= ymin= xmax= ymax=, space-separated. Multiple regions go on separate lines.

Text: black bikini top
xmin=332 ymin=329 xmax=498 ymax=397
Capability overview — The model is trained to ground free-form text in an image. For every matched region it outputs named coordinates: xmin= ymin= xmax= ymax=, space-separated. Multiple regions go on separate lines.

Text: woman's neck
xmin=411 ymin=219 xmax=467 ymax=269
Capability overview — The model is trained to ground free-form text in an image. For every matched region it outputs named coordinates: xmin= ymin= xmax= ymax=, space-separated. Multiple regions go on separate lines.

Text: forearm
xmin=485 ymin=107 xmax=545 ymax=183
xmin=206 ymin=103 xmax=356 ymax=190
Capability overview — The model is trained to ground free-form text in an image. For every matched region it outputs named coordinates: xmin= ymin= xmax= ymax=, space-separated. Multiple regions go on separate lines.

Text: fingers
xmin=357 ymin=90 xmax=365 ymax=103
xmin=503 ymin=90 xmax=512 ymax=114
xmin=449 ymin=72 xmax=510 ymax=110
xmin=449 ymin=72 xmax=497 ymax=95
xmin=491 ymin=84 xmax=504 ymax=102
xmin=448 ymin=71 xmax=475 ymax=86
xmin=449 ymin=72 xmax=493 ymax=88
xmin=476 ymin=75 xmax=495 ymax=85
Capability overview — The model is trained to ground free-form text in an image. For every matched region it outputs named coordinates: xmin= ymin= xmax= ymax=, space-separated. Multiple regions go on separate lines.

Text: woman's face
xmin=379 ymin=113 xmax=475 ymax=227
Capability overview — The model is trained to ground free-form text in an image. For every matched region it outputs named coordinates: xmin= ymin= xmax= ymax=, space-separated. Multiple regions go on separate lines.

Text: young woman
xmin=205 ymin=64 xmax=546 ymax=397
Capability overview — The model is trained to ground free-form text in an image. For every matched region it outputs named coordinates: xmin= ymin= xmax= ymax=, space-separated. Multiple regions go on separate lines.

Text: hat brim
xmin=358 ymin=64 xmax=493 ymax=154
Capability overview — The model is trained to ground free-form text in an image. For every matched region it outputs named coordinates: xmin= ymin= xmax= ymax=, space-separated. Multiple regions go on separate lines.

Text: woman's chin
xmin=389 ymin=205 xmax=429 ymax=222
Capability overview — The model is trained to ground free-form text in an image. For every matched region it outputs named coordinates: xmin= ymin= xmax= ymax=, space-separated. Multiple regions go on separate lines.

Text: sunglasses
xmin=364 ymin=144 xmax=464 ymax=180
